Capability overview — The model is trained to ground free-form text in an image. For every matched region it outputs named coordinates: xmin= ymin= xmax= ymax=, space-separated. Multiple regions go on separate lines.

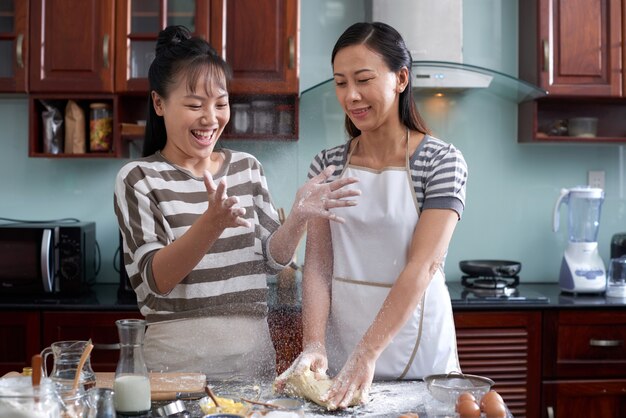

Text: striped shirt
xmin=114 ymin=150 xmax=283 ymax=324
xmin=308 ymin=135 xmax=468 ymax=218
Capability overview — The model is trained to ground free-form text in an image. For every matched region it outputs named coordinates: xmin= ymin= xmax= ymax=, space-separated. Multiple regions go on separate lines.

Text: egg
xmin=480 ymin=390 xmax=504 ymax=410
xmin=482 ymin=399 xmax=507 ymax=418
xmin=456 ymin=399 xmax=481 ymax=417
xmin=456 ymin=391 xmax=477 ymax=406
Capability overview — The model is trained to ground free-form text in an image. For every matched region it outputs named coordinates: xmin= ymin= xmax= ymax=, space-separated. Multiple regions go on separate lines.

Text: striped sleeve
xmin=307 ymin=143 xmax=349 ymax=180
xmin=410 ymin=136 xmax=468 ymax=218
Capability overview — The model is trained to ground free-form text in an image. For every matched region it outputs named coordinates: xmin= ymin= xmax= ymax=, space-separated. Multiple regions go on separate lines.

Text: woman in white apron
xmin=280 ymin=22 xmax=468 ymax=409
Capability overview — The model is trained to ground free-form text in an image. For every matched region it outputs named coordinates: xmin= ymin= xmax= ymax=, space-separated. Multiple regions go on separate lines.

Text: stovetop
xmin=450 ymin=276 xmax=550 ymax=304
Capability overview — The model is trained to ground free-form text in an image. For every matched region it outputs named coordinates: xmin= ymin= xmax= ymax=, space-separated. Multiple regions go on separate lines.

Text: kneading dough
xmin=273 ymin=368 xmax=362 ymax=410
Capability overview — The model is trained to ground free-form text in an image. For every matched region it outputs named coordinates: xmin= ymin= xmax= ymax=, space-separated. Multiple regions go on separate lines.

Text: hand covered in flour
xmin=291 ymin=165 xmax=360 ymax=224
xmin=274 ymin=342 xmax=328 ymax=392
xmin=320 ymin=346 xmax=375 ymax=410
xmin=204 ymin=170 xmax=251 ymax=229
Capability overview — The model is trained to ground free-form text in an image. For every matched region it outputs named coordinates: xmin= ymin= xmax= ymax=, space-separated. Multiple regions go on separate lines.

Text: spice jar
xmin=231 ymin=103 xmax=251 ymax=134
xmin=251 ymin=100 xmax=275 ymax=134
xmin=89 ymin=102 xmax=113 ymax=152
xmin=276 ymin=104 xmax=294 ymax=135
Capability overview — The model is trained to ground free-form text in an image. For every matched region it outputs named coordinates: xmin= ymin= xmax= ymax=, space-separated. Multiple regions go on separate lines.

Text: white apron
xmin=327 ymin=135 xmax=459 ymax=380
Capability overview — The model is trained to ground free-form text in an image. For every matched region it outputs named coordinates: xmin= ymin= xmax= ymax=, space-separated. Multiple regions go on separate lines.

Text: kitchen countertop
xmin=152 ymin=379 xmax=513 ymax=418
xmin=0 ymin=281 xmax=624 ymax=311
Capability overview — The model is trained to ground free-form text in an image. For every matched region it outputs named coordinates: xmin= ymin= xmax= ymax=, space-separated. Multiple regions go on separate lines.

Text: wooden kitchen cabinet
xmin=541 ymin=309 xmax=626 ymax=418
xmin=454 ymin=311 xmax=542 ymax=418
xmin=518 ymin=0 xmax=626 ymax=144
xmin=519 ymin=0 xmax=622 ymax=97
xmin=115 ymin=0 xmax=299 ymax=96
xmin=0 ymin=0 xmax=29 ymax=93
xmin=519 ymin=98 xmax=626 ymax=143
xmin=215 ymin=0 xmax=299 ymax=96
xmin=0 ymin=311 xmax=40 ymax=376
xmin=29 ymin=0 xmax=115 ymax=93
xmin=114 ymin=0 xmax=213 ymax=93
xmin=42 ymin=311 xmax=142 ymax=371
xmin=25 ymin=0 xmax=300 ymax=157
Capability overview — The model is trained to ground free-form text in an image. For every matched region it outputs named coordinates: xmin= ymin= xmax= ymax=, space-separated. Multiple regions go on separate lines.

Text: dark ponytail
xmin=142 ymin=26 xmax=232 ymax=157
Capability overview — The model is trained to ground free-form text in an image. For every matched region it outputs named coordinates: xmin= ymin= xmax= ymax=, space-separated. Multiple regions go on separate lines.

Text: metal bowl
xmin=424 ymin=372 xmax=494 ymax=404
xmin=155 ymin=399 xmax=188 ymax=417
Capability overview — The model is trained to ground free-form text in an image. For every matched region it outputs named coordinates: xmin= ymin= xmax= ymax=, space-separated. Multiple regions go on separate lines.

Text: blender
xmin=553 ymin=186 xmax=606 ymax=293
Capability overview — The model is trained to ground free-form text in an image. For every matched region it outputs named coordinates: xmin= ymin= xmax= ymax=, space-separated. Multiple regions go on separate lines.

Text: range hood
xmin=369 ymin=0 xmax=546 ymax=101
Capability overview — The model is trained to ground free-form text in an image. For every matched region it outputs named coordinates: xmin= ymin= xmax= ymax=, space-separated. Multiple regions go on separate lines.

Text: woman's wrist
xmin=354 ymin=340 xmax=383 ymax=362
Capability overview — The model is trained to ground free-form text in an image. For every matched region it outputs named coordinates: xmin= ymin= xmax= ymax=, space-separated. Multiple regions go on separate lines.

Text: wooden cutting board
xmin=96 ymin=372 xmax=206 ymax=401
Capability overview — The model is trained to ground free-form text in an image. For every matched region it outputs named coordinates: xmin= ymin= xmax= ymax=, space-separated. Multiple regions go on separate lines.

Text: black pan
xmin=459 ymin=260 xmax=522 ymax=278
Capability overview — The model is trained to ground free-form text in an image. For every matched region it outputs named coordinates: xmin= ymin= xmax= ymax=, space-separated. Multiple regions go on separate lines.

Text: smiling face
xmin=153 ymin=67 xmax=230 ymax=172
xmin=332 ymin=44 xmax=408 ymax=133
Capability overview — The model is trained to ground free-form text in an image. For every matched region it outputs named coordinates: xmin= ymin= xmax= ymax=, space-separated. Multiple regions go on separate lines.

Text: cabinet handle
xmin=542 ymin=39 xmax=549 ymax=72
xmin=288 ymin=36 xmax=295 ymax=69
xmin=103 ymin=34 xmax=110 ymax=69
xmin=547 ymin=406 xmax=554 ymax=418
xmin=589 ymin=338 xmax=623 ymax=347
xmin=16 ymin=33 xmax=24 ymax=69
xmin=93 ymin=343 xmax=120 ymax=350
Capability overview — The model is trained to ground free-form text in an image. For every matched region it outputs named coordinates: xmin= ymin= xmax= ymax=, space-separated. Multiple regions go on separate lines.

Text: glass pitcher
xmin=41 ymin=340 xmax=97 ymax=393
xmin=552 ymin=186 xmax=604 ymax=242
xmin=113 ymin=319 xmax=151 ymax=415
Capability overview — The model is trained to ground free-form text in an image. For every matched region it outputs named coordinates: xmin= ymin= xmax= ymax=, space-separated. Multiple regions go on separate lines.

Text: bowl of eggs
xmin=424 ymin=372 xmax=494 ymax=404
xmin=455 ymin=389 xmax=509 ymax=418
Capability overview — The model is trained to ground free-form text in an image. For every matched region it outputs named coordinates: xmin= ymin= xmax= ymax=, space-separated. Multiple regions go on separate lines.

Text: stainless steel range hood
xmin=369 ymin=0 xmax=546 ymax=101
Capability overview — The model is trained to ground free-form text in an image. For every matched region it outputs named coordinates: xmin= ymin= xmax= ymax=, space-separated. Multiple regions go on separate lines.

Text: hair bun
xmin=155 ymin=25 xmax=192 ymax=57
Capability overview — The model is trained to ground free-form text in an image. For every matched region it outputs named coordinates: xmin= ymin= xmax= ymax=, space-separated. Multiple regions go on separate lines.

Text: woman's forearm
xmin=151 ymin=211 xmax=225 ymax=294
xmin=268 ymin=209 xmax=307 ymax=265
xmin=301 ymin=218 xmax=334 ymax=348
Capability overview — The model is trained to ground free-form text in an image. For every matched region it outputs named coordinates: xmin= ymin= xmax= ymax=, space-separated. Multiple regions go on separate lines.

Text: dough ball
xmin=273 ymin=368 xmax=362 ymax=410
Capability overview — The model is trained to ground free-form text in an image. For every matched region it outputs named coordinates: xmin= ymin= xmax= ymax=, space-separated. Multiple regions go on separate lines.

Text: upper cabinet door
xmin=115 ymin=0 xmax=211 ymax=93
xmin=29 ymin=0 xmax=115 ymax=93
xmin=213 ymin=0 xmax=299 ymax=95
xmin=0 ymin=0 xmax=28 ymax=92
xmin=536 ymin=0 xmax=622 ymax=96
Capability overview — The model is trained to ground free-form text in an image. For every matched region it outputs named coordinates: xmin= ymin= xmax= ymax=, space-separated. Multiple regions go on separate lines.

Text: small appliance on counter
xmin=607 ymin=233 xmax=626 ymax=298
xmin=553 ymin=186 xmax=605 ymax=293
xmin=0 ymin=221 xmax=96 ymax=297
xmin=610 ymin=233 xmax=626 ymax=259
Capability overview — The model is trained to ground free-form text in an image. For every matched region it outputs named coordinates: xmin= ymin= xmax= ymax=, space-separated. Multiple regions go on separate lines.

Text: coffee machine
xmin=553 ymin=186 xmax=606 ymax=293
xmin=611 ymin=233 xmax=626 ymax=258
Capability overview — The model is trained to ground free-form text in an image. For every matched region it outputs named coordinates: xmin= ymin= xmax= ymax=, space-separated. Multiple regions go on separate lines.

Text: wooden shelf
xmin=519 ymin=97 xmax=626 ymax=144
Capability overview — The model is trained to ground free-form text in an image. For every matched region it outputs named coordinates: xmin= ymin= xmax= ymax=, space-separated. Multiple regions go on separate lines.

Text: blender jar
xmin=553 ymin=186 xmax=604 ymax=242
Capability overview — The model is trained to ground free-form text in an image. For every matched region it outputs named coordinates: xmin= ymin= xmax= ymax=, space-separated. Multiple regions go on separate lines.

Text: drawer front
xmin=558 ymin=325 xmax=626 ymax=361
xmin=548 ymin=310 xmax=626 ymax=378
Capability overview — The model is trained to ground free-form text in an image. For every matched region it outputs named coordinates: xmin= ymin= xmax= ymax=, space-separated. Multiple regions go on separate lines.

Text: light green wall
xmin=0 ymin=1 xmax=624 ymax=284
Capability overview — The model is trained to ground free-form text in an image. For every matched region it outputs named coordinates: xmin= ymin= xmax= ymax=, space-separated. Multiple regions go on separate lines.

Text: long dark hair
xmin=142 ymin=25 xmax=232 ymax=157
xmin=331 ymin=22 xmax=430 ymax=138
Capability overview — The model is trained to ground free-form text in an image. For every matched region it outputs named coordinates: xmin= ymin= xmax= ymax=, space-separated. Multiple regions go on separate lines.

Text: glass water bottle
xmin=113 ymin=319 xmax=151 ymax=415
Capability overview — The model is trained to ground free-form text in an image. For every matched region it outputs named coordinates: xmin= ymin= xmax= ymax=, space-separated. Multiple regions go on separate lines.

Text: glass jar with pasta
xmin=89 ymin=102 xmax=113 ymax=152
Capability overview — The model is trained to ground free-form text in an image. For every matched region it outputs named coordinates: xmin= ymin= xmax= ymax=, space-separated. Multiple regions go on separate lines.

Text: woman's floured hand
xmin=274 ymin=342 xmax=328 ymax=391
xmin=292 ymin=165 xmax=360 ymax=223
xmin=319 ymin=346 xmax=375 ymax=410
xmin=204 ymin=170 xmax=251 ymax=229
